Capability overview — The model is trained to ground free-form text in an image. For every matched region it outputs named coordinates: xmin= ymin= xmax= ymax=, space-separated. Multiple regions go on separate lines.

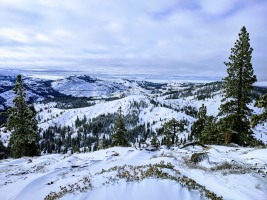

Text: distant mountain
xmin=0 ymin=74 xmax=193 ymax=108
xmin=0 ymin=75 xmax=170 ymax=108
xmin=0 ymin=74 xmax=266 ymax=152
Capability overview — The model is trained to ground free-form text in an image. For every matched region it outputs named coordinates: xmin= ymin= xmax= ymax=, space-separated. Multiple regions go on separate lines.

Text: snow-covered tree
xmin=6 ymin=74 xmax=40 ymax=158
xmin=111 ymin=107 xmax=130 ymax=147
xmin=219 ymin=26 xmax=257 ymax=145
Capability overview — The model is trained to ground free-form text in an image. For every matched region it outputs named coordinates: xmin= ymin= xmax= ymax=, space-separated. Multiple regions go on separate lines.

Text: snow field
xmin=0 ymin=146 xmax=266 ymax=200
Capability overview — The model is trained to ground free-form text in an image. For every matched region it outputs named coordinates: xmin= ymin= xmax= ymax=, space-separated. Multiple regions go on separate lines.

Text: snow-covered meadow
xmin=0 ymin=145 xmax=266 ymax=200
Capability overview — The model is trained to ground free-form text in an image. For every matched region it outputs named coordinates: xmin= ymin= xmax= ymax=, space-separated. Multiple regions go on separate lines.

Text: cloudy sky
xmin=0 ymin=0 xmax=266 ymax=80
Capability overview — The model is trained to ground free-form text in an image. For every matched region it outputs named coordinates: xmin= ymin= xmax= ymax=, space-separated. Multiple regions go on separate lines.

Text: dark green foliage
xmin=111 ymin=107 xmax=130 ymax=147
xmin=93 ymin=141 xmax=98 ymax=151
xmin=41 ymin=125 xmax=88 ymax=154
xmin=5 ymin=75 xmax=40 ymax=158
xmin=39 ymin=106 xmax=143 ymax=154
xmin=191 ymin=104 xmax=207 ymax=140
xmin=0 ymin=141 xmax=8 ymax=159
xmin=150 ymin=135 xmax=160 ymax=150
xmin=182 ymin=106 xmax=198 ymax=118
xmin=75 ymin=115 xmax=87 ymax=128
xmin=51 ymin=97 xmax=96 ymax=109
xmin=166 ymin=81 xmax=223 ymax=100
xmin=191 ymin=104 xmax=222 ymax=144
xmin=163 ymin=118 xmax=184 ymax=147
xmin=128 ymin=124 xmax=146 ymax=143
xmin=161 ymin=103 xmax=198 ymax=118
xmin=219 ymin=26 xmax=257 ymax=146
xmin=199 ymin=116 xmax=222 ymax=144
xmin=251 ymin=93 xmax=267 ymax=127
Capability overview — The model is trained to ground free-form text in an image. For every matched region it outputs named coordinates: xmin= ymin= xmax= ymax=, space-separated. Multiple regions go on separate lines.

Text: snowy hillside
xmin=0 ymin=74 xmax=267 ymax=200
xmin=1 ymin=74 xmax=267 ymax=149
xmin=32 ymin=92 xmax=266 ymax=146
xmin=51 ymin=76 xmax=130 ymax=98
xmin=0 ymin=145 xmax=266 ymax=200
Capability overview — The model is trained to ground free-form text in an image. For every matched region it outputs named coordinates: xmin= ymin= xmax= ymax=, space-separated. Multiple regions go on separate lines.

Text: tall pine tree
xmin=111 ymin=107 xmax=130 ymax=147
xmin=6 ymin=74 xmax=40 ymax=158
xmin=219 ymin=26 xmax=257 ymax=145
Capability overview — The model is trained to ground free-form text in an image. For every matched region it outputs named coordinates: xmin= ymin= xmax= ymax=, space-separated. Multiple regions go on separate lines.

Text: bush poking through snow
xmin=210 ymin=161 xmax=251 ymax=175
xmin=95 ymin=161 xmax=223 ymax=200
xmin=44 ymin=176 xmax=92 ymax=200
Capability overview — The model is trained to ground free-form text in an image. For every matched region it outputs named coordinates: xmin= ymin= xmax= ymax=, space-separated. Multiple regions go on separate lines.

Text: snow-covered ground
xmin=34 ymin=94 xmax=195 ymax=133
xmin=0 ymin=75 xmax=266 ymax=200
xmin=0 ymin=146 xmax=266 ymax=200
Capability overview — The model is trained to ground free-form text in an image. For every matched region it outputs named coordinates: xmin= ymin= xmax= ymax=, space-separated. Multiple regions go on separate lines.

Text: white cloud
xmin=199 ymin=0 xmax=238 ymax=15
xmin=35 ymin=33 xmax=50 ymax=42
xmin=0 ymin=28 xmax=30 ymax=42
xmin=0 ymin=0 xmax=266 ymax=81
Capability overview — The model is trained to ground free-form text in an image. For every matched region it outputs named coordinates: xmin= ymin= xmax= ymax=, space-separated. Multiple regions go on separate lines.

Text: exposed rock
xmin=190 ymin=152 xmax=209 ymax=163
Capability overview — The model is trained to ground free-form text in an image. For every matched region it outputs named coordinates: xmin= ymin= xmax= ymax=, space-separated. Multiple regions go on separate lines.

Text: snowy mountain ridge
xmin=0 ymin=74 xmax=267 ymax=148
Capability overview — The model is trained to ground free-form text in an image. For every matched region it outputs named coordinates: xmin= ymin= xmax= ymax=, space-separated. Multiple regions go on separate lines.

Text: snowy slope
xmin=50 ymin=76 xmax=169 ymax=98
xmin=33 ymin=95 xmax=194 ymax=139
xmin=0 ymin=75 xmax=58 ymax=107
xmin=35 ymin=91 xmax=267 ymax=144
xmin=1 ymin=74 xmax=266 ymax=148
xmin=0 ymin=146 xmax=266 ymax=200
xmin=0 ymin=90 xmax=45 ymax=107
xmin=51 ymin=76 xmax=130 ymax=98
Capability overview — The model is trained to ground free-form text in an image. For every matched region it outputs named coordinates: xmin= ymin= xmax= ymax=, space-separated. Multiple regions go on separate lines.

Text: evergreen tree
xmin=199 ymin=116 xmax=222 ymax=144
xmin=163 ymin=118 xmax=183 ymax=147
xmin=150 ymin=135 xmax=160 ymax=150
xmin=191 ymin=104 xmax=223 ymax=144
xmin=219 ymin=26 xmax=257 ymax=145
xmin=111 ymin=107 xmax=130 ymax=147
xmin=5 ymin=74 xmax=40 ymax=158
xmin=0 ymin=141 xmax=8 ymax=159
xmin=98 ymin=138 xmax=104 ymax=150
xmin=191 ymin=104 xmax=207 ymax=140
xmin=251 ymin=93 xmax=267 ymax=127
xmin=93 ymin=140 xmax=99 ymax=151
